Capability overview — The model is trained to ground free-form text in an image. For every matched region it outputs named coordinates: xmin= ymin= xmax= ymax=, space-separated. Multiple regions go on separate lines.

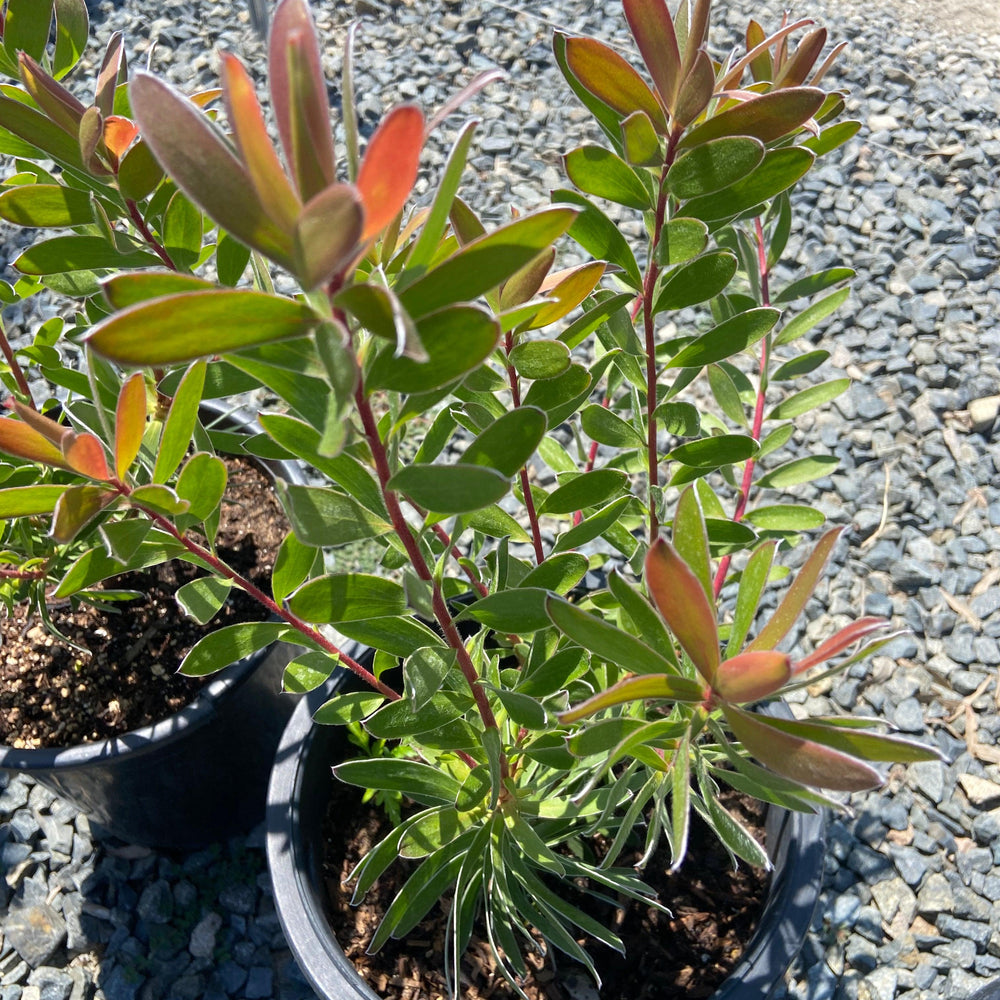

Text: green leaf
xmin=179 ymin=621 xmax=287 ymax=676
xmin=707 ymin=363 xmax=747 ymax=426
xmin=364 ymin=692 xmax=469 ymax=740
xmin=564 ymin=145 xmax=653 ymax=210
xmin=621 ymin=109 xmax=662 ymax=166
xmin=274 ymin=481 xmax=391 ymax=547
xmin=653 ymin=251 xmax=738 ymax=314
xmin=756 ymin=454 xmax=838 ymax=489
xmin=671 ymin=484 xmax=712 ymax=600
xmin=521 ymin=363 xmax=592 ymax=425
xmin=657 ymin=400 xmax=701 ymax=436
xmin=0 ymin=184 xmax=95 ymax=228
xmin=774 ymin=288 xmax=850 ymax=346
xmin=725 ymin=541 xmax=776 ymax=656
xmin=216 ymin=233 xmax=252 ymax=286
xmin=803 ymin=120 xmax=861 ymax=158
xmin=508 ymin=340 xmax=570 ymax=381
xmin=129 ymin=484 xmax=191 ymax=517
xmin=744 ymin=504 xmax=826 ymax=536
xmin=772 ymin=350 xmax=829 ymax=381
xmin=546 ymin=595 xmax=680 ymax=676
xmin=656 ymin=217 xmax=710 ymax=266
xmin=520 ymin=552 xmax=589 ymax=594
xmin=53 ymin=0 xmax=89 ymax=79
xmin=769 ymin=378 xmax=851 ymax=421
xmin=152 ymin=360 xmax=205 ymax=484
xmin=541 ymin=469 xmax=628 ymax=515
xmin=271 ymin=532 xmax=317 ymax=607
xmin=51 ymin=485 xmax=117 ymax=543
xmin=176 ymin=577 xmax=233 ymax=625
xmin=0 ymin=94 xmax=84 ymax=168
xmin=559 ymin=292 xmax=634 ymax=350
xmin=669 ymin=433 xmax=757 ymax=468
xmin=286 ymin=573 xmax=407 ymax=623
xmin=558 ymin=672 xmax=704 ymax=723
xmin=366 ymin=304 xmax=499 ymax=394
xmin=773 ymin=268 xmax=853 ymax=304
xmin=696 ymin=772 xmax=769 ymax=868
xmin=162 ymin=190 xmax=204 ymax=269
xmin=581 ymin=404 xmax=645 ymax=448
xmin=465 ymin=505 xmax=530 ymax=543
xmin=400 ymin=208 xmax=577 ymax=318
xmin=677 ymin=87 xmax=826 ymax=150
xmin=462 ymin=407 xmax=548 ymax=478
xmin=387 ymin=463 xmax=508 ymax=515
xmin=15 ymin=236 xmax=160 ymax=275
xmin=0 ymin=484 xmax=65 ymax=516
xmin=682 ymin=147 xmax=815 ymax=223
xmin=403 ymin=647 xmax=456 ymax=712
xmin=667 ymin=307 xmax=779 ymax=370
xmin=336 ymin=616 xmax=443 ymax=658
xmin=117 ymin=140 xmax=164 ymax=201
xmin=333 ymin=758 xmax=461 ymax=807
xmin=175 ymin=453 xmax=227 ymax=520
xmin=282 ymin=651 xmax=336 ymax=693
xmin=551 ymin=495 xmax=632 ymax=553
xmin=462 ymin=589 xmax=551 ymax=634
xmin=101 ymin=273 xmax=215 ymax=311
xmin=668 ymin=136 xmax=767 ymax=200
xmin=88 ymin=290 xmax=319 ymax=366
xmin=4 ymin=0 xmax=54 ymax=64
xmin=312 ymin=690 xmax=385 ymax=723
xmin=551 ymin=189 xmax=641 ymax=290
xmin=488 ymin=685 xmax=547 ymax=729
xmin=607 ymin=570 xmax=678 ymax=669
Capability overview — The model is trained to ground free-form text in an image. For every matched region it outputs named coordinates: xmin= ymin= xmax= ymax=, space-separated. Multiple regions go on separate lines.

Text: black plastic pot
xmin=0 ymin=402 xmax=306 ymax=850
xmin=267 ymin=675 xmax=826 ymax=1000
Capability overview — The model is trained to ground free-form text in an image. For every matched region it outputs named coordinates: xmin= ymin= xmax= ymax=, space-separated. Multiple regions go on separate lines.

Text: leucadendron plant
xmin=0 ymin=0 xmax=941 ymax=992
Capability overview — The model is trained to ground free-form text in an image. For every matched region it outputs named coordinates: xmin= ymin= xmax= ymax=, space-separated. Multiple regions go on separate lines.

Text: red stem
xmin=126 ymin=199 xmax=177 ymax=271
xmin=430 ymin=521 xmax=489 ymax=598
xmin=713 ymin=217 xmax=771 ymax=598
xmin=0 ymin=322 xmax=34 ymax=406
xmin=0 ymin=566 xmax=46 ymax=579
xmin=504 ymin=332 xmax=545 ymax=564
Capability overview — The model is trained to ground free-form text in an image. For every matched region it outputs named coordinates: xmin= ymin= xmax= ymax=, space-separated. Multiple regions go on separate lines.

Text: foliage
xmin=0 ymin=0 xmax=938 ymax=994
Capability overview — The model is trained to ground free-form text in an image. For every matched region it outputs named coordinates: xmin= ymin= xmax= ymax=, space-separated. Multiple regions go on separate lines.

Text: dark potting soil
xmin=0 ymin=456 xmax=288 ymax=749
xmin=322 ymin=776 xmax=769 ymax=1000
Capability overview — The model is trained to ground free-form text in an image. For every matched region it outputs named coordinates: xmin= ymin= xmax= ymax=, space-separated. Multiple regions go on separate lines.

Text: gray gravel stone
xmin=3 ymin=903 xmax=66 ymax=969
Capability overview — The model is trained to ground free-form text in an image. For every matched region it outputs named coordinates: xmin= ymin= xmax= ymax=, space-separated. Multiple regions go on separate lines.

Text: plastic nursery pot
xmin=266 ymin=664 xmax=827 ymax=1000
xmin=0 ymin=402 xmax=307 ymax=850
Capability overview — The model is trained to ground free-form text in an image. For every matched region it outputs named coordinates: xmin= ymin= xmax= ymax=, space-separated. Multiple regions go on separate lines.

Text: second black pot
xmin=267 ymin=675 xmax=826 ymax=1000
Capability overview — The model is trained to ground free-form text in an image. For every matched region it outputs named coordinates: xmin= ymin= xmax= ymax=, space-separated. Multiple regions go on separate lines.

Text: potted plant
xmin=1 ymin=0 xmax=941 ymax=991
xmin=0 ymin=0 xmax=311 ymax=848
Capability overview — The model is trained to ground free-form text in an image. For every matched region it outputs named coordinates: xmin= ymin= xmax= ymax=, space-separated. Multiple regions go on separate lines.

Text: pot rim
xmin=267 ymin=673 xmax=827 ymax=1000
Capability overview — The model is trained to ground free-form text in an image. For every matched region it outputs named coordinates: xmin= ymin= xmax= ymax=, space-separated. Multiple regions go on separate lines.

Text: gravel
xmin=3 ymin=0 xmax=1000 ymax=997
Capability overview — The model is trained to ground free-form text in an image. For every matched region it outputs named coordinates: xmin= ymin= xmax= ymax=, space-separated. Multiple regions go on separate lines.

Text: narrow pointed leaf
xmin=743 ymin=504 xmax=825 ymax=531
xmin=774 ymin=287 xmax=850 ymax=345
xmin=668 ymin=433 xmax=757 ymax=468
xmin=562 ymin=35 xmax=667 ymax=132
xmin=93 ymin=30 xmax=123 ymax=117
xmin=530 ymin=260 xmax=606 ymax=329
xmin=179 ymin=621 xmax=288 ymax=676
xmin=558 ymin=672 xmax=703 ymax=724
xmin=623 ymin=0 xmax=682 ymax=113
xmin=677 ymin=88 xmax=825 ymax=150
xmin=0 ymin=94 xmax=84 ymax=167
xmin=88 ymin=290 xmax=318 ymax=365
xmin=793 ymin=617 xmax=891 ymax=675
xmin=357 ymin=104 xmax=424 ymax=241
xmin=671 ymin=484 xmax=712 ymax=599
xmin=18 ymin=53 xmax=85 ymax=135
xmin=768 ymin=379 xmax=850 ymax=421
xmin=221 ymin=52 xmax=301 ymax=233
xmin=774 ymin=28 xmax=827 ymax=89
xmin=130 ymin=73 xmax=295 ymax=269
xmin=334 ymin=758 xmax=461 ymax=807
xmin=682 ymin=0 xmax=711 ymax=74
xmin=293 ymin=183 xmax=364 ymax=289
xmin=748 ymin=527 xmax=841 ymax=652
xmin=757 ymin=454 xmax=838 ymax=489
xmin=546 ymin=595 xmax=684 ymax=678
xmin=666 ymin=307 xmax=778 ymax=369
xmin=269 ymin=0 xmax=336 ymax=200
xmin=0 ymin=418 xmax=69 ymax=469
xmin=645 ymin=538 xmax=719 ymax=682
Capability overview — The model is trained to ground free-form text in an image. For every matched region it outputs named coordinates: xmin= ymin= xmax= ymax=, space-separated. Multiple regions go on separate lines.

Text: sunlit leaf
xmin=113 ymin=372 xmax=146 ymax=478
xmin=677 ymin=88 xmax=825 ymax=150
xmin=293 ymin=183 xmax=364 ymax=289
xmin=387 ymin=463 xmax=509 ymax=515
xmin=713 ymin=649 xmax=790 ymax=702
xmin=673 ymin=49 xmax=715 ymax=128
xmin=0 ymin=484 xmax=66 ymax=517
xmin=622 ymin=0 xmax=681 ymax=113
xmin=53 ymin=0 xmax=89 ymax=80
xmin=51 ymin=484 xmax=117 ymax=543
xmin=176 ymin=577 xmax=232 ymax=625
xmin=287 ymin=573 xmax=407 ymax=624
xmin=774 ymin=287 xmax=850 ymax=346
xmin=357 ymin=104 xmax=424 ymax=241
xmin=564 ymin=145 xmax=653 ymax=210
xmin=756 ymin=454 xmax=838 ymax=489
xmin=667 ymin=137 xmax=765 ymax=200
xmin=666 ymin=307 xmax=778 ymax=369
xmin=621 ymin=110 xmax=662 ymax=166
xmin=0 ymin=184 xmax=95 ymax=228
xmin=558 ymin=671 xmax=703 ymax=724
xmin=653 ymin=251 xmax=737 ymax=314
xmin=463 ymin=407 xmax=548 ymax=478
xmin=551 ymin=190 xmax=642 ymax=290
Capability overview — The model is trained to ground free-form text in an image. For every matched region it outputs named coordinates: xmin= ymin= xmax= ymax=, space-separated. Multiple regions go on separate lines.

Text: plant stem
xmin=353 ymin=385 xmax=505 ymax=752
xmin=0 ymin=566 xmax=46 ymax=579
xmin=504 ymin=332 xmax=545 ymax=564
xmin=712 ymin=216 xmax=772 ymax=599
xmin=119 ymin=484 xmax=400 ymax=701
xmin=429 ymin=521 xmax=489 ymax=598
xmin=0 ymin=316 xmax=34 ymax=405
xmin=126 ymin=199 xmax=177 ymax=271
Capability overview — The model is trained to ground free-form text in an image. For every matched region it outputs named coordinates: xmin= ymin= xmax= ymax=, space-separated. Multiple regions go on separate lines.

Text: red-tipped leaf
xmin=748 ymin=527 xmax=841 ymax=652
xmin=645 ymin=537 xmax=720 ymax=683
xmin=130 ymin=72 xmax=296 ymax=270
xmin=11 ymin=400 xmax=72 ymax=448
xmin=18 ymin=52 xmax=85 ymax=135
xmin=712 ymin=650 xmax=791 ymax=703
xmin=63 ymin=433 xmax=111 ymax=481
xmin=356 ymin=105 xmax=424 ymax=242
xmin=623 ymin=0 xmax=682 ymax=114
xmin=268 ymin=0 xmax=336 ymax=201
xmin=114 ymin=372 xmax=146 ymax=479
xmin=792 ymin=617 xmax=891 ymax=675
xmin=673 ymin=48 xmax=715 ymax=128
xmin=722 ymin=704 xmax=883 ymax=791
xmin=94 ymin=30 xmax=124 ymax=118
xmin=51 ymin=484 xmax=118 ymax=543
xmin=774 ymin=28 xmax=828 ymax=88
xmin=719 ymin=18 xmax=815 ymax=90
xmin=221 ymin=53 xmax=301 ymax=233
xmin=0 ymin=417 xmax=70 ymax=469
xmin=558 ymin=672 xmax=704 ymax=725
xmin=564 ymin=36 xmax=667 ymax=131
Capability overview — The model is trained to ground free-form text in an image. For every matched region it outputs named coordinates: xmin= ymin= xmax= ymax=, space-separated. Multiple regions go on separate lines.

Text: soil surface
xmin=0 ymin=456 xmax=288 ymax=749
xmin=322 ymin=779 xmax=769 ymax=1000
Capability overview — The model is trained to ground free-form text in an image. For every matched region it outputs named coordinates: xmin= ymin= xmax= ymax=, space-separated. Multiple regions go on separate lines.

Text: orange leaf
xmin=11 ymin=401 xmax=73 ymax=448
xmin=644 ymin=538 xmax=720 ymax=684
xmin=0 ymin=417 xmax=70 ymax=469
xmin=63 ymin=433 xmax=112 ymax=481
xmin=103 ymin=115 xmax=139 ymax=164
xmin=114 ymin=372 xmax=147 ymax=479
xmin=712 ymin=650 xmax=791 ymax=703
xmin=356 ymin=104 xmax=425 ymax=242
xmin=529 ymin=260 xmax=607 ymax=329
xmin=221 ymin=53 xmax=301 ymax=233
xmin=51 ymin=485 xmax=118 ymax=543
